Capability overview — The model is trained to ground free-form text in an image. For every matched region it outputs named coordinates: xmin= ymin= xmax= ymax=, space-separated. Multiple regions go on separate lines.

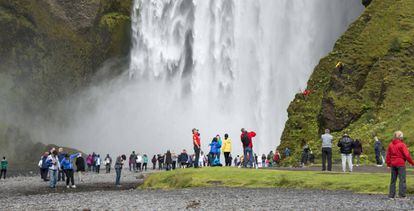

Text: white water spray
xmin=41 ymin=0 xmax=363 ymax=156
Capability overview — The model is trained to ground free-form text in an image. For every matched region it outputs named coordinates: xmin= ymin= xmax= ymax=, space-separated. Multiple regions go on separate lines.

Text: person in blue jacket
xmin=61 ymin=153 xmax=80 ymax=188
xmin=209 ymin=137 xmax=222 ymax=166
xmin=57 ymin=148 xmax=66 ymax=182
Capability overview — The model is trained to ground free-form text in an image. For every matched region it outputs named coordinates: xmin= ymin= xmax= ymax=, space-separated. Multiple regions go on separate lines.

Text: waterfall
xmin=43 ymin=0 xmax=363 ymax=156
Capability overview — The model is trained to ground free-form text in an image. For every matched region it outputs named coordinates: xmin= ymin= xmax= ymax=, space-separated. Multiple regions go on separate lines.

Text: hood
xmin=392 ymin=139 xmax=402 ymax=145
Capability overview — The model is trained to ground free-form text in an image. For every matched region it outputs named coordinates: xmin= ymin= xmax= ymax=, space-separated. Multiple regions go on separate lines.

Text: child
xmin=1 ymin=157 xmax=8 ymax=179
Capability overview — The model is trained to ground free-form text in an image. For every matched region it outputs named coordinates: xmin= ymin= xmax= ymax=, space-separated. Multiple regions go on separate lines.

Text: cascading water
xmin=41 ymin=0 xmax=363 ymax=156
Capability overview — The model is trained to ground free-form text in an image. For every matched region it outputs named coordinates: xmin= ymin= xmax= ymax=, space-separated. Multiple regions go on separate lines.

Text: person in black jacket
xmin=151 ymin=155 xmax=157 ymax=170
xmin=337 ymin=133 xmax=354 ymax=172
xmin=353 ymin=139 xmax=363 ymax=167
xmin=75 ymin=153 xmax=85 ymax=183
xmin=165 ymin=150 xmax=173 ymax=171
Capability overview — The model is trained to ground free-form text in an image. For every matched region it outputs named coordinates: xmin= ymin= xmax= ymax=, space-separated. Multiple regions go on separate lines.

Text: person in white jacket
xmin=136 ymin=154 xmax=143 ymax=172
xmin=46 ymin=150 xmax=60 ymax=188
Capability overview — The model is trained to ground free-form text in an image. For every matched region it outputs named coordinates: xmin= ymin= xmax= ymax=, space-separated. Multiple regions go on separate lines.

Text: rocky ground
xmin=1 ymin=167 xmax=414 ymax=210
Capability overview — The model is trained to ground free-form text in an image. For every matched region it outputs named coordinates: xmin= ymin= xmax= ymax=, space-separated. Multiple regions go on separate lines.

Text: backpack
xmin=241 ymin=133 xmax=250 ymax=147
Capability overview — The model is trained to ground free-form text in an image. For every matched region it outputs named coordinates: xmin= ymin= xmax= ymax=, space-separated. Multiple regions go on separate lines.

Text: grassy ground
xmin=142 ymin=167 xmax=414 ymax=195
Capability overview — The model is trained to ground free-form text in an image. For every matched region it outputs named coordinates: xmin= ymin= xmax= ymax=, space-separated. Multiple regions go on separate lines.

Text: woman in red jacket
xmin=386 ymin=131 xmax=414 ymax=199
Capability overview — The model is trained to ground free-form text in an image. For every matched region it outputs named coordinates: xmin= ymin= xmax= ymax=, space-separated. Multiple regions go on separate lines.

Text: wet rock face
xmin=319 ymin=97 xmax=362 ymax=132
xmin=362 ymin=0 xmax=372 ymax=7
xmin=0 ymin=0 xmax=132 ymax=114
xmin=43 ymin=0 xmax=101 ymax=31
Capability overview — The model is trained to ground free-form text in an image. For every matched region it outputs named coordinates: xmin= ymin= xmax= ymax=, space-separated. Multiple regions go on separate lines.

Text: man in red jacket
xmin=386 ymin=131 xmax=414 ymax=199
xmin=240 ymin=128 xmax=256 ymax=168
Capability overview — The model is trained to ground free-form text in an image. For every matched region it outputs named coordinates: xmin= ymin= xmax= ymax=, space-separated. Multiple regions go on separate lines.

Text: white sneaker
xmin=71 ymin=185 xmax=76 ymax=188
xmin=66 ymin=186 xmax=70 ymax=188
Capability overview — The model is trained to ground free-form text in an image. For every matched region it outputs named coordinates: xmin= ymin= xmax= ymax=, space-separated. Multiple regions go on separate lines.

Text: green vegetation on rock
xmin=142 ymin=168 xmax=414 ymax=194
xmin=279 ymin=0 xmax=414 ymax=164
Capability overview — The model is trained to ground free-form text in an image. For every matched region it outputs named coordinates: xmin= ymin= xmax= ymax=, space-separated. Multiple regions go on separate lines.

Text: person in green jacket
xmin=1 ymin=157 xmax=8 ymax=179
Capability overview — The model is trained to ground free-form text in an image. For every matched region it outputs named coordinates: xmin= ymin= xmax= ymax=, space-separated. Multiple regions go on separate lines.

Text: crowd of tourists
xmin=2 ymin=126 xmax=413 ymax=200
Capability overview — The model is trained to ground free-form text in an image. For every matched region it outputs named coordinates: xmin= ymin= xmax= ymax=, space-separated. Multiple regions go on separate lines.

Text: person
xmin=157 ymin=154 xmax=164 ymax=170
xmin=39 ymin=152 xmax=50 ymax=181
xmin=284 ymin=147 xmax=291 ymax=158
xmin=234 ymin=155 xmax=239 ymax=167
xmin=61 ymin=153 xmax=80 ymax=188
xmin=386 ymin=131 xmax=414 ymax=199
xmin=192 ymin=128 xmax=201 ymax=168
xmin=374 ymin=136 xmax=383 ymax=166
xmin=75 ymin=153 xmax=85 ymax=183
xmin=86 ymin=154 xmax=93 ymax=171
xmin=57 ymin=148 xmax=66 ymax=182
xmin=104 ymin=154 xmax=112 ymax=173
xmin=301 ymin=144 xmax=310 ymax=167
xmin=142 ymin=154 xmax=148 ymax=171
xmin=151 ymin=155 xmax=157 ymax=170
xmin=337 ymin=133 xmax=354 ymax=172
xmin=222 ymin=134 xmax=232 ymax=166
xmin=321 ymin=129 xmax=333 ymax=171
xmin=179 ymin=150 xmax=189 ymax=168
xmin=309 ymin=150 xmax=315 ymax=165
xmin=165 ymin=150 xmax=173 ymax=171
xmin=336 ymin=61 xmax=344 ymax=74
xmin=95 ymin=154 xmax=101 ymax=173
xmin=240 ymin=128 xmax=256 ymax=168
xmin=261 ymin=154 xmax=266 ymax=167
xmin=46 ymin=149 xmax=60 ymax=188
xmin=267 ymin=151 xmax=274 ymax=167
xmin=136 ymin=153 xmax=143 ymax=172
xmin=273 ymin=150 xmax=281 ymax=166
xmin=198 ymin=151 xmax=203 ymax=168
xmin=114 ymin=154 xmax=126 ymax=187
xmin=353 ymin=139 xmax=363 ymax=167
xmin=92 ymin=152 xmax=97 ymax=172
xmin=129 ymin=151 xmax=137 ymax=172
xmin=0 ymin=157 xmax=8 ymax=180
xmin=209 ymin=137 xmax=221 ymax=166
xmin=216 ymin=135 xmax=222 ymax=160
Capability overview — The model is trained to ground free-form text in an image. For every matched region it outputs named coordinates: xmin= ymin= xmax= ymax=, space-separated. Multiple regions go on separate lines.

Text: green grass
xmin=141 ymin=167 xmax=414 ymax=194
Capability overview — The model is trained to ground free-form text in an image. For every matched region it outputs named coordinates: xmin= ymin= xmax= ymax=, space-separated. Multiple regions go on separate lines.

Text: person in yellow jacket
xmin=222 ymin=134 xmax=232 ymax=166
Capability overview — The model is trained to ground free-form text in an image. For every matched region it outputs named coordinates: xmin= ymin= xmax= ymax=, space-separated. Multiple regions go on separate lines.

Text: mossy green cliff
xmin=0 ymin=0 xmax=132 ymax=114
xmin=279 ymin=0 xmax=414 ymax=164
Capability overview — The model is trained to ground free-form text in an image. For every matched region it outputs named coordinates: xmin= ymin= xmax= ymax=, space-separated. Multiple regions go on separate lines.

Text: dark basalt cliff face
xmin=0 ymin=0 xmax=133 ymax=166
xmin=0 ymin=0 xmax=132 ymax=114
xmin=279 ymin=0 xmax=414 ymax=164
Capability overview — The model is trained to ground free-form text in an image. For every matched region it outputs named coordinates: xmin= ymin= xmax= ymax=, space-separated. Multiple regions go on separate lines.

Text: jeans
xmin=143 ymin=163 xmax=148 ymax=171
xmin=353 ymin=154 xmax=361 ymax=166
xmin=341 ymin=154 xmax=353 ymax=172
xmin=115 ymin=168 xmax=122 ymax=185
xmin=224 ymin=152 xmax=231 ymax=166
xmin=96 ymin=165 xmax=100 ymax=173
xmin=194 ymin=146 xmax=200 ymax=168
xmin=321 ymin=147 xmax=332 ymax=171
xmin=389 ymin=167 xmax=407 ymax=198
xmin=64 ymin=169 xmax=75 ymax=186
xmin=49 ymin=169 xmax=58 ymax=188
xmin=152 ymin=162 xmax=156 ymax=170
xmin=106 ymin=164 xmax=111 ymax=173
xmin=243 ymin=147 xmax=253 ymax=167
xmin=136 ymin=163 xmax=142 ymax=171
xmin=58 ymin=170 xmax=65 ymax=181
xmin=0 ymin=169 xmax=6 ymax=179
xmin=375 ymin=151 xmax=382 ymax=165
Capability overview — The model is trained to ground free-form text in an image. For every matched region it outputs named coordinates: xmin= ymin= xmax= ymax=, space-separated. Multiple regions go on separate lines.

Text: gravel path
xmin=2 ymin=186 xmax=414 ymax=210
xmin=1 ymin=169 xmax=414 ymax=210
